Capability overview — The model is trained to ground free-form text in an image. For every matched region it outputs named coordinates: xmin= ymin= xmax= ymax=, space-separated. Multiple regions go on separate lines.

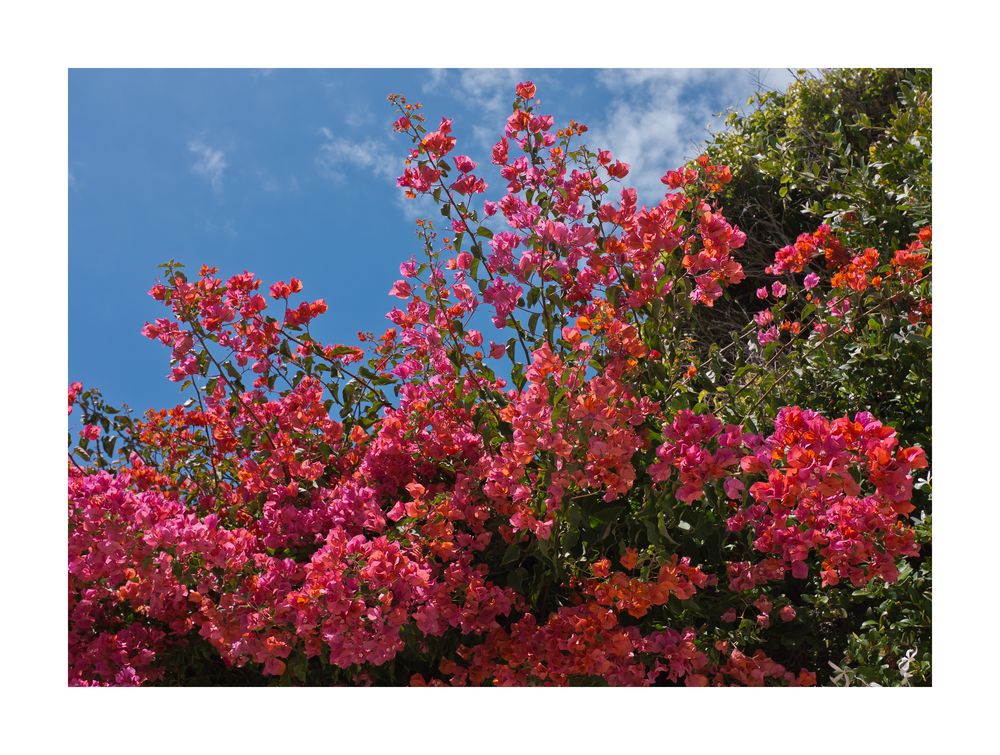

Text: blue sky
xmin=69 ymin=68 xmax=796 ymax=415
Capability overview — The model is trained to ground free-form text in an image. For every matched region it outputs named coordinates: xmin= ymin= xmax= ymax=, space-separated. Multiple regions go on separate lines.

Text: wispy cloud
xmin=422 ymin=68 xmax=448 ymax=93
xmin=315 ymin=128 xmax=436 ymax=224
xmin=202 ymin=218 xmax=237 ymax=237
xmin=421 ymin=68 xmax=520 ymax=114
xmin=395 ymin=191 xmax=437 ymax=224
xmin=188 ymin=140 xmax=228 ymax=194
xmin=590 ymin=68 xmax=798 ymax=201
xmin=457 ymin=68 xmax=523 ymax=115
xmin=315 ymin=127 xmax=397 ymax=183
xmin=424 ymin=68 xmax=523 ymax=150
xmin=344 ymin=105 xmax=375 ymax=129
xmin=254 ymin=167 xmax=300 ymax=194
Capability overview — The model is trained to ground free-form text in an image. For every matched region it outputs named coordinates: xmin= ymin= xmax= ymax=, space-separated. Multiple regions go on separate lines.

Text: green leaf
xmin=501 ymin=543 xmax=521 ymax=565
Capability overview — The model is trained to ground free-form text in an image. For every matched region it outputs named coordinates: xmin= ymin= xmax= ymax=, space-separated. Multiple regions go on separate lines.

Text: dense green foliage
xmin=710 ymin=69 xmax=931 ymax=265
xmin=692 ymin=68 xmax=932 ymax=684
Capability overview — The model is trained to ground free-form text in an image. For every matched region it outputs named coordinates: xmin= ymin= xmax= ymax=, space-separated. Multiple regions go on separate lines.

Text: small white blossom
xmin=898 ymin=649 xmax=918 ymax=686
xmin=828 ymin=660 xmax=855 ymax=687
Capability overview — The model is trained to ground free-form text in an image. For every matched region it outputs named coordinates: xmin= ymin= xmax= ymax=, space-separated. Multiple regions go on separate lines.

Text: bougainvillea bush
xmin=68 ymin=75 xmax=931 ymax=686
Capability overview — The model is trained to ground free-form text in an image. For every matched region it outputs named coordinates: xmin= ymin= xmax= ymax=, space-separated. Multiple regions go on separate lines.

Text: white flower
xmin=898 ymin=648 xmax=918 ymax=686
xmin=828 ymin=660 xmax=855 ymax=687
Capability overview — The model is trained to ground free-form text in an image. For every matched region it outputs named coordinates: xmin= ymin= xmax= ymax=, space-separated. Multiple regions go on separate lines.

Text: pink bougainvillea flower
xmin=388 ymin=280 xmax=412 ymax=299
xmin=724 ymin=478 xmax=745 ymax=499
xmin=515 ymin=80 xmax=536 ymax=100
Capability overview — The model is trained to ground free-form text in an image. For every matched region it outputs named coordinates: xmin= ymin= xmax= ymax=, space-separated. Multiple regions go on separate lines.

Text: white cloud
xmin=315 ymin=127 xmax=397 ymax=183
xmin=471 ymin=123 xmax=500 ymax=150
xmin=188 ymin=140 xmax=228 ymax=194
xmin=423 ymin=68 xmax=521 ymax=111
xmin=315 ymin=128 xmax=443 ymax=224
xmin=457 ymin=68 xmax=522 ymax=115
xmin=589 ymin=68 xmax=800 ymax=201
xmin=589 ymin=97 xmax=689 ymax=198
xmin=597 ymin=69 xmax=705 ymax=89
xmin=395 ymin=191 xmax=437 ymax=224
xmin=422 ymin=68 xmax=448 ymax=93
xmin=344 ymin=104 xmax=375 ymax=129
xmin=433 ymin=68 xmax=525 ymax=150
